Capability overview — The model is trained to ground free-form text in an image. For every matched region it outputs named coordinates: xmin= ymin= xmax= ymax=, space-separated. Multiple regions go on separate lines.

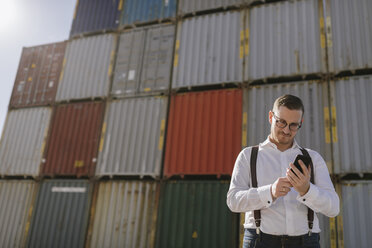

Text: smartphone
xmin=291 ymin=154 xmax=311 ymax=175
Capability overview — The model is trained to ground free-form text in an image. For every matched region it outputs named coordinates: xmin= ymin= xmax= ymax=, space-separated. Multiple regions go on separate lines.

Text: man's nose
xmin=282 ymin=124 xmax=291 ymax=134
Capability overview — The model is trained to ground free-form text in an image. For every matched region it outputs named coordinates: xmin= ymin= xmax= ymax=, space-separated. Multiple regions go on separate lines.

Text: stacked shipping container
xmin=1 ymin=0 xmax=371 ymax=246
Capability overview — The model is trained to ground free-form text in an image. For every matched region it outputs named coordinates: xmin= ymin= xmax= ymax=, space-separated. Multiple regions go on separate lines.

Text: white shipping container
xmin=172 ymin=10 xmax=244 ymax=88
xmin=244 ymin=80 xmax=331 ymax=167
xmin=56 ymin=34 xmax=117 ymax=101
xmin=248 ymin=0 xmax=326 ymax=81
xmin=96 ymin=96 xmax=168 ymax=178
xmin=0 ymin=107 xmax=52 ymax=177
xmin=87 ymin=181 xmax=159 ymax=248
xmin=330 ymin=75 xmax=372 ymax=174
xmin=0 ymin=180 xmax=36 ymax=247
xmin=326 ymin=0 xmax=372 ymax=73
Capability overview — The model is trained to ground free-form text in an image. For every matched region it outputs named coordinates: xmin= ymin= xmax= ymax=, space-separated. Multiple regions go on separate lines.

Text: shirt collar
xmin=260 ymin=136 xmax=301 ymax=150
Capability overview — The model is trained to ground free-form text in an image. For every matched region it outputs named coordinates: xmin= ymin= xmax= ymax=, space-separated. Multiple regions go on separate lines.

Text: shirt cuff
xmin=297 ymin=183 xmax=318 ymax=203
xmin=257 ymin=184 xmax=274 ymax=207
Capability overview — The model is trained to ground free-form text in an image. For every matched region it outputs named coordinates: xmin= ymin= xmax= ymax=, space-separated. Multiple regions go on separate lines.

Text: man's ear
xmin=269 ymin=111 xmax=273 ymax=124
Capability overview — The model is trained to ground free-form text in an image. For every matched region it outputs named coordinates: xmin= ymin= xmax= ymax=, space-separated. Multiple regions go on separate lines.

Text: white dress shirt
xmin=226 ymin=137 xmax=340 ymax=236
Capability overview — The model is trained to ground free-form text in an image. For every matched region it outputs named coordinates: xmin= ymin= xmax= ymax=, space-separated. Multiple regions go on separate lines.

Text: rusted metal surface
xmin=42 ymin=102 xmax=104 ymax=177
xmin=164 ymin=89 xmax=242 ymax=177
xmin=10 ymin=41 xmax=66 ymax=108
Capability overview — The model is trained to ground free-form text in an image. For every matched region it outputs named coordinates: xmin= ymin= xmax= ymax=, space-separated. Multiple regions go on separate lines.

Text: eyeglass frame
xmin=271 ymin=111 xmax=302 ymax=131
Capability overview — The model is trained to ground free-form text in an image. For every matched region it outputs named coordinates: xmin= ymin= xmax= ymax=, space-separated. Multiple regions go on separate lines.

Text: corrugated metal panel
xmin=0 ymin=108 xmax=52 ymax=177
xmin=326 ymin=0 xmax=372 ymax=73
xmin=0 ymin=180 xmax=36 ymax=247
xmin=42 ymin=102 xmax=104 ymax=177
xmin=121 ymin=0 xmax=177 ymax=26
xmin=318 ymin=214 xmax=330 ymax=248
xmin=70 ymin=0 xmax=122 ymax=37
xmin=330 ymin=76 xmax=372 ymax=174
xmin=155 ymin=181 xmax=238 ymax=248
xmin=245 ymin=81 xmax=332 ymax=167
xmin=86 ymin=181 xmax=159 ymax=248
xmin=10 ymin=41 xmax=66 ymax=108
xmin=340 ymin=181 xmax=372 ymax=248
xmin=56 ymin=34 xmax=116 ymax=101
xmin=172 ymin=11 xmax=244 ymax=88
xmin=96 ymin=96 xmax=167 ymax=178
xmin=26 ymin=180 xmax=92 ymax=248
xmin=164 ymin=89 xmax=242 ymax=177
xmin=247 ymin=0 xmax=326 ymax=81
xmin=112 ymin=24 xmax=175 ymax=96
xmin=178 ymin=0 xmax=243 ymax=15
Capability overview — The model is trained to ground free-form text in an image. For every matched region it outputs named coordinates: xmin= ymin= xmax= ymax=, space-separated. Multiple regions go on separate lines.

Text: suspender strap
xmin=300 ymin=147 xmax=315 ymax=234
xmin=250 ymin=146 xmax=260 ymax=233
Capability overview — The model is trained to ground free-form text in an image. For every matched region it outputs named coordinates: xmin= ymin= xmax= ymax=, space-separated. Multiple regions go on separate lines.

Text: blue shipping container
xmin=70 ymin=0 xmax=122 ymax=37
xmin=121 ymin=0 xmax=177 ymax=26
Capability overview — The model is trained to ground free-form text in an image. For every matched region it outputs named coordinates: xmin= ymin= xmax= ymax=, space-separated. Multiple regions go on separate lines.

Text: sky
xmin=0 ymin=0 xmax=76 ymax=134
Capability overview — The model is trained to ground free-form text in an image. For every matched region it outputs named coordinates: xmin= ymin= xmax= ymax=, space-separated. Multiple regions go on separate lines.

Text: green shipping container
xmin=156 ymin=181 xmax=238 ymax=248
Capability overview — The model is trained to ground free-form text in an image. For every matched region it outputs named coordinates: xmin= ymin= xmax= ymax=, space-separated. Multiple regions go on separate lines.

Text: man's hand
xmin=286 ymin=160 xmax=311 ymax=196
xmin=271 ymin=177 xmax=292 ymax=200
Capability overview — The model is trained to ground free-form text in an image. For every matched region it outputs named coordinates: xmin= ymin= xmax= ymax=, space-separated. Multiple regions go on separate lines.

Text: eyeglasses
xmin=272 ymin=112 xmax=302 ymax=131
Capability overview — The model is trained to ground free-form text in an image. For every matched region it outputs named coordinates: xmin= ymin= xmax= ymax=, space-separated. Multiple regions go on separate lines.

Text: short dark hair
xmin=272 ymin=94 xmax=304 ymax=115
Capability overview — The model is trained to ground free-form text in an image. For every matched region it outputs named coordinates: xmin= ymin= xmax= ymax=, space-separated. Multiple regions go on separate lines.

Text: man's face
xmin=269 ymin=106 xmax=303 ymax=148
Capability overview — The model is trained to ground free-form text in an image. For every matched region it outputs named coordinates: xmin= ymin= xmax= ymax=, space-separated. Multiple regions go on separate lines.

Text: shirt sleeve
xmin=226 ymin=147 xmax=274 ymax=213
xmin=296 ymin=150 xmax=340 ymax=217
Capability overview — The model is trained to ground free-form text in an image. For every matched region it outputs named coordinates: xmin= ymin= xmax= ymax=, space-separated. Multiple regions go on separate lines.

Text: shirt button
xmin=268 ymin=201 xmax=270 ymax=204
xmin=303 ymin=199 xmax=306 ymax=201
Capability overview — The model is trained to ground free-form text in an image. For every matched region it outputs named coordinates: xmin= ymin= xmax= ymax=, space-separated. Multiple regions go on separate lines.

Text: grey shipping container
xmin=96 ymin=96 xmax=167 ymax=178
xmin=247 ymin=0 xmax=326 ymax=81
xmin=178 ymin=0 xmax=243 ymax=16
xmin=0 ymin=180 xmax=37 ymax=247
xmin=329 ymin=75 xmax=372 ymax=174
xmin=86 ymin=181 xmax=159 ymax=248
xmin=0 ymin=107 xmax=52 ymax=177
xmin=326 ymin=0 xmax=372 ymax=74
xmin=156 ymin=181 xmax=238 ymax=248
xmin=26 ymin=180 xmax=92 ymax=248
xmin=56 ymin=34 xmax=117 ymax=101
xmin=112 ymin=24 xmax=175 ymax=96
xmin=244 ymin=80 xmax=332 ymax=170
xmin=172 ymin=10 xmax=244 ymax=88
xmin=340 ymin=181 xmax=372 ymax=248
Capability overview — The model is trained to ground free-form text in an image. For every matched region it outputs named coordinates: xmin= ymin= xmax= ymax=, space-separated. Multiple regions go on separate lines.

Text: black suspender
xmin=250 ymin=146 xmax=315 ymax=235
xmin=250 ymin=146 xmax=260 ymax=234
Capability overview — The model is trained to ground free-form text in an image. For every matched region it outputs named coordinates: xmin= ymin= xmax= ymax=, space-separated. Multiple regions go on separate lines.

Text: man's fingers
xmin=299 ymin=160 xmax=309 ymax=177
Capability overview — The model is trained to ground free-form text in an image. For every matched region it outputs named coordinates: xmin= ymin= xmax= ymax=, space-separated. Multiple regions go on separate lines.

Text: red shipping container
xmin=10 ymin=41 xmax=66 ymax=108
xmin=164 ymin=89 xmax=242 ymax=177
xmin=42 ymin=101 xmax=104 ymax=177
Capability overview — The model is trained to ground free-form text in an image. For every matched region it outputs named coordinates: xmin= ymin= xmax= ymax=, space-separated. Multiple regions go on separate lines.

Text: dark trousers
xmin=243 ymin=228 xmax=320 ymax=248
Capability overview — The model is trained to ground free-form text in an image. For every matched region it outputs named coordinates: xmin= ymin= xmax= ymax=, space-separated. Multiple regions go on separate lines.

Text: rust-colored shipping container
xmin=164 ymin=89 xmax=242 ymax=178
xmin=42 ymin=101 xmax=104 ymax=177
xmin=10 ymin=41 xmax=66 ymax=108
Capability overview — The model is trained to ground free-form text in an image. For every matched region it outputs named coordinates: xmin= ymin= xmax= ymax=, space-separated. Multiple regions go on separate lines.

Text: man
xmin=227 ymin=94 xmax=339 ymax=248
